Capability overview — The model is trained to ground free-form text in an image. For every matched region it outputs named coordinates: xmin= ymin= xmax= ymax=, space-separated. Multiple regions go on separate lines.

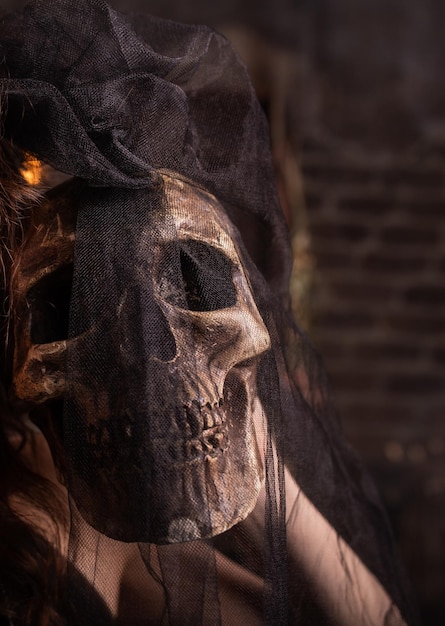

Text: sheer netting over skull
xmin=0 ymin=1 xmax=419 ymax=624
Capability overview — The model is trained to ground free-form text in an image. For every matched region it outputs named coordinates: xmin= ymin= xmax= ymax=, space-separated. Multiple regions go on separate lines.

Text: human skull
xmin=12 ymin=172 xmax=271 ymax=543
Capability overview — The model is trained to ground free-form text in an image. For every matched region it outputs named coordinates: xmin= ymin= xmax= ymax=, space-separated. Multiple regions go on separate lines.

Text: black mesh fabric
xmin=1 ymin=1 xmax=418 ymax=624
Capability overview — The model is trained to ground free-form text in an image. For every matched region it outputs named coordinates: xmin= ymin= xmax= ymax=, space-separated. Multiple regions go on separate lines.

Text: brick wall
xmin=302 ymin=148 xmax=445 ymax=623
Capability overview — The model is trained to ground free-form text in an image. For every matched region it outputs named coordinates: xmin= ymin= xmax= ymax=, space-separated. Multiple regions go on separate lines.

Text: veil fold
xmin=1 ymin=1 xmax=418 ymax=624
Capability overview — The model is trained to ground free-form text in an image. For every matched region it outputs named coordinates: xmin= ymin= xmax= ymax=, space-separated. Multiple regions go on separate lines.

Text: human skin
xmin=11 ymin=416 xmax=406 ymax=626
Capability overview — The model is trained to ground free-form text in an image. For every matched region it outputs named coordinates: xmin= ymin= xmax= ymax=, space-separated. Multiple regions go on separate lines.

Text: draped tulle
xmin=1 ymin=1 xmax=418 ymax=624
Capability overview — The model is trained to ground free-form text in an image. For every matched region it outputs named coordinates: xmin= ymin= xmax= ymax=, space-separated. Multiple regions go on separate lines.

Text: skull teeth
xmin=176 ymin=400 xmax=227 ymax=462
xmin=186 ymin=426 xmax=227 ymax=461
xmin=185 ymin=400 xmax=224 ymax=433
xmin=184 ymin=405 xmax=203 ymax=437
xmin=202 ymin=410 xmax=223 ymax=429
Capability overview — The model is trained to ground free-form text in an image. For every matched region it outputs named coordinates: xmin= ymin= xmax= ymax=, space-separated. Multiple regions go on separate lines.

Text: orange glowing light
xmin=20 ymin=156 xmax=42 ymax=186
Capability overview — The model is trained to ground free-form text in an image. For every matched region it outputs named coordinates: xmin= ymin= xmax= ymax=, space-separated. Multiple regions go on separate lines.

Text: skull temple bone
xmin=12 ymin=172 xmax=271 ymax=543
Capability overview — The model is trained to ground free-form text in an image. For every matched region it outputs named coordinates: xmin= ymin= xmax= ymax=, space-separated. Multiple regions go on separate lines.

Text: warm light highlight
xmin=20 ymin=155 xmax=42 ymax=186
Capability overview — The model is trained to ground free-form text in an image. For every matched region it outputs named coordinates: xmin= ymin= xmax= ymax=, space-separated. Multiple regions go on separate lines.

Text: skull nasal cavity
xmin=30 ymin=264 xmax=73 ymax=344
xmin=180 ymin=241 xmax=237 ymax=312
xmin=143 ymin=298 xmax=177 ymax=362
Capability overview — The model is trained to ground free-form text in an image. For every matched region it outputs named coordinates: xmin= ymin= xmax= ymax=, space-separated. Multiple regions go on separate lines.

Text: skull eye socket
xmin=178 ymin=240 xmax=237 ymax=312
xmin=158 ymin=240 xmax=237 ymax=312
xmin=29 ymin=264 xmax=73 ymax=344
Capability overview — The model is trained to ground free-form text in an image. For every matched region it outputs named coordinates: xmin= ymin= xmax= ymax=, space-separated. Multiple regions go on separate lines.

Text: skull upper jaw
xmin=11 ymin=172 xmax=271 ymax=543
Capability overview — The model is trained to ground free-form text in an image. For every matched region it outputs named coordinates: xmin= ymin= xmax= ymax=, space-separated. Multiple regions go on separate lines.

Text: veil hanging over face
xmin=1 ymin=1 xmax=418 ymax=624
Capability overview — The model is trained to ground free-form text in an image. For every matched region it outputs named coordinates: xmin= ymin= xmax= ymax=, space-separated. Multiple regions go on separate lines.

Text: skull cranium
xmin=12 ymin=171 xmax=271 ymax=543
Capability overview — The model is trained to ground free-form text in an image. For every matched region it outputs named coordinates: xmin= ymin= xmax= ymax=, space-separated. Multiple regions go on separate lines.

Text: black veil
xmin=0 ymin=1 xmax=418 ymax=624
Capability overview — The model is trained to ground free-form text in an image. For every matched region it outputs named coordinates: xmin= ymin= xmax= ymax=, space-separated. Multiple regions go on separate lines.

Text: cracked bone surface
xmin=13 ymin=179 xmax=77 ymax=404
xmin=12 ymin=172 xmax=271 ymax=543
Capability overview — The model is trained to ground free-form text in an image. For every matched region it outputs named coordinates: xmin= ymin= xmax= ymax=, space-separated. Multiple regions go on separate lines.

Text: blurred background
xmin=5 ymin=0 xmax=445 ymax=623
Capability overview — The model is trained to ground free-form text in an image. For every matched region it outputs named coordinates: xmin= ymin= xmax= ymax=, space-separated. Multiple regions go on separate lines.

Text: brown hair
xmin=0 ymin=138 xmax=68 ymax=626
xmin=0 ymin=406 xmax=68 ymax=626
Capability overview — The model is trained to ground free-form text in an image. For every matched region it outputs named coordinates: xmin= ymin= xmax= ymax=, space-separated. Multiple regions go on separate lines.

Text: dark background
xmin=6 ymin=1 xmax=445 ymax=623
